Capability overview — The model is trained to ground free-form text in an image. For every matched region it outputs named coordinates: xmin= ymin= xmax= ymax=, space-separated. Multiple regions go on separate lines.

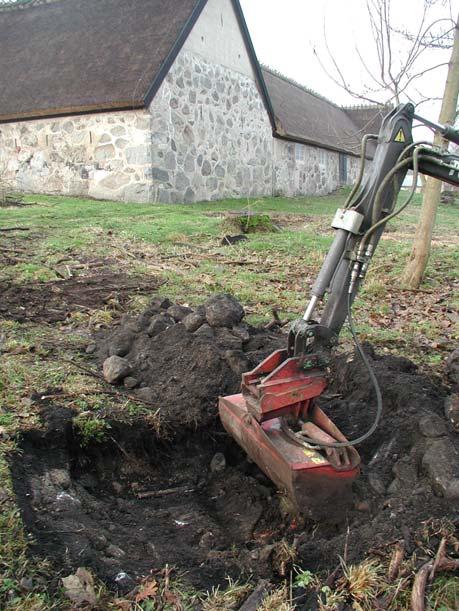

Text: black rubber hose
xmin=292 ymin=292 xmax=383 ymax=449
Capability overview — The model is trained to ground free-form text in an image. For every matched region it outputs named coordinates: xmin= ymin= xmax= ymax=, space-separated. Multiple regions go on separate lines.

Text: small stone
xmin=422 ymin=437 xmax=459 ymax=499
xmin=114 ymin=571 xmax=136 ymax=593
xmin=167 ymin=304 xmax=193 ymax=322
xmin=123 ymin=377 xmax=138 ymax=389
xmin=112 ymin=481 xmax=123 ymax=494
xmin=210 ymin=453 xmax=226 ymax=473
xmin=444 ymin=394 xmax=459 ymax=432
xmin=201 ymin=160 xmax=211 ymax=176
xmin=355 ymin=501 xmax=370 ymax=512
xmin=204 ymin=294 xmax=245 ymax=328
xmin=85 ymin=343 xmax=97 ymax=355
xmin=224 ymin=350 xmax=250 ymax=376
xmin=19 ymin=577 xmax=34 ymax=592
xmin=135 ymin=387 xmax=154 ymax=403
xmin=231 ymin=323 xmax=250 ymax=343
xmin=88 ymin=532 xmax=108 ymax=551
xmin=199 ymin=531 xmax=215 ymax=548
xmin=194 ymin=324 xmax=214 ymax=338
xmin=50 ymin=469 xmax=71 ymax=490
xmin=215 ymin=327 xmax=243 ymax=351
xmin=103 ymin=356 xmax=131 ymax=384
xmin=182 ymin=312 xmax=205 ymax=333
xmin=387 ymin=479 xmax=401 ymax=494
xmin=368 ymin=472 xmax=386 ymax=495
xmin=446 ymin=349 xmax=459 ymax=388
xmin=418 ymin=414 xmax=447 ymax=438
xmin=108 ymin=330 xmax=136 ymax=357
xmin=147 ymin=314 xmax=174 ymax=337
xmin=106 ymin=544 xmax=126 ymax=559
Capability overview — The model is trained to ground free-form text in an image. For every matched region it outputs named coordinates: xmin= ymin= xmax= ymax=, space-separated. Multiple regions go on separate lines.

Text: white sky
xmin=240 ymin=0 xmax=458 ymax=128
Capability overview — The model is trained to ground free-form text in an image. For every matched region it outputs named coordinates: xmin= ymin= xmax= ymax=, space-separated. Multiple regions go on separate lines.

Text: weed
xmin=293 ymin=568 xmax=316 ymax=589
xmin=72 ymin=415 xmax=111 ymax=446
xmin=222 ymin=210 xmax=278 ymax=234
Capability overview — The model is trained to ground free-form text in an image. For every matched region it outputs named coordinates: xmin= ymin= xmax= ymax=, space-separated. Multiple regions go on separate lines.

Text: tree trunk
xmin=402 ymin=13 xmax=459 ymax=288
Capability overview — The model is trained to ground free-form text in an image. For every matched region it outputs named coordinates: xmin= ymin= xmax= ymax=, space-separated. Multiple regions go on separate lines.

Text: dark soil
xmin=0 ymin=273 xmax=159 ymax=323
xmin=9 ymin=295 xmax=459 ymax=601
xmin=12 ymin=407 xmax=288 ymax=592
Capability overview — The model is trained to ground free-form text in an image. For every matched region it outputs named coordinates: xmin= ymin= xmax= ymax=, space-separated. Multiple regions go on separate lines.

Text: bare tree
xmin=316 ymin=0 xmax=459 ymax=288
xmin=403 ymin=14 xmax=459 ymax=287
xmin=315 ymin=0 xmax=455 ymax=108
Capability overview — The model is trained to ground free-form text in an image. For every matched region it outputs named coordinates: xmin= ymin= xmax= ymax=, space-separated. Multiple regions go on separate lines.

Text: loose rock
xmin=205 ymin=293 xmax=245 ymax=328
xmin=108 ymin=329 xmax=136 ymax=357
xmin=123 ymin=376 xmax=139 ymax=390
xmin=194 ymin=323 xmax=214 ymax=338
xmin=167 ymin=304 xmax=193 ymax=322
xmin=444 ymin=394 xmax=459 ymax=432
xmin=418 ymin=414 xmax=447 ymax=438
xmin=210 ymin=453 xmax=226 ymax=473
xmin=103 ymin=356 xmax=131 ymax=384
xmin=182 ymin=311 xmax=206 ymax=332
xmin=422 ymin=437 xmax=459 ymax=499
xmin=147 ymin=314 xmax=174 ymax=337
xmin=446 ymin=349 xmax=459 ymax=388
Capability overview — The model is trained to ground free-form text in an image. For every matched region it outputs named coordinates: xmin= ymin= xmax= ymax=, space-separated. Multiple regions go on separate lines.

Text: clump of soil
xmin=9 ymin=293 xmax=459 ymax=599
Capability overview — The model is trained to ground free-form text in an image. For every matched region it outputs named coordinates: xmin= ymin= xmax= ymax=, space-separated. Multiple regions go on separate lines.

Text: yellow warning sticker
xmin=394 ymin=128 xmax=406 ymax=143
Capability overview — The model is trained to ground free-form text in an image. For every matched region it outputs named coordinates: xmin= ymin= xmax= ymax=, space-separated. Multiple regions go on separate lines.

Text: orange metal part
xmin=218 ymin=349 xmax=360 ymax=518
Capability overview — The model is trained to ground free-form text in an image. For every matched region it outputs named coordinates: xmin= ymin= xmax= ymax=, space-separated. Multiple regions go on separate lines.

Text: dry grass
xmin=201 ymin=577 xmax=251 ymax=610
xmin=258 ymin=584 xmax=295 ymax=611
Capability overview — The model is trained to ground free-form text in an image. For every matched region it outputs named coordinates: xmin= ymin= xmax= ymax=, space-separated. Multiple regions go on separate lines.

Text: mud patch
xmin=0 ymin=274 xmax=159 ymax=323
xmin=11 ymin=408 xmax=286 ymax=592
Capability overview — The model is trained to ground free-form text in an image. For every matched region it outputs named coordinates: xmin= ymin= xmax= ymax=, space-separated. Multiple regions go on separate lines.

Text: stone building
xmin=0 ymin=0 xmax=384 ymax=203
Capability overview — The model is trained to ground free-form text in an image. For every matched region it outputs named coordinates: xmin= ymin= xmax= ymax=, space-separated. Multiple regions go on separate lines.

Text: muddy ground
xmin=0 ymin=273 xmax=160 ymax=323
xmin=9 ymin=295 xmax=459 ymax=606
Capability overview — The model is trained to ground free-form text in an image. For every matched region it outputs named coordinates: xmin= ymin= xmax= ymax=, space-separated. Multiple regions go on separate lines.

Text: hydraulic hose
xmin=289 ymin=292 xmax=383 ymax=449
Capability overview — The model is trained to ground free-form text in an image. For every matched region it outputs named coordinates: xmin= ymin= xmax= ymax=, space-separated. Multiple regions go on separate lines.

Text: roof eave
xmin=273 ymin=130 xmax=373 ymax=159
xmin=0 ymin=101 xmax=146 ymax=125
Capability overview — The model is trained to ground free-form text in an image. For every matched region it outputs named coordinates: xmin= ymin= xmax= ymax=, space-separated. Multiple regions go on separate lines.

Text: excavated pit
xmin=9 ymin=295 xmax=459 ymax=596
xmin=12 ymin=408 xmax=287 ymax=592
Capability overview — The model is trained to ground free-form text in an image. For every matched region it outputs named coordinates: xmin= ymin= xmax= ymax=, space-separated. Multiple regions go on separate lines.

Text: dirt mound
xmin=9 ymin=294 xmax=459 ymax=600
xmin=96 ymin=294 xmax=284 ymax=430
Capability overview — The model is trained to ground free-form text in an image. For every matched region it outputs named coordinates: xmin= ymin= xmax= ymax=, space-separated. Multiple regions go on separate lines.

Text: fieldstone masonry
xmin=0 ymin=47 xmax=364 ymax=203
xmin=148 ymin=50 xmax=273 ymax=203
xmin=0 ymin=110 xmax=152 ymax=202
xmin=274 ymin=139 xmax=362 ymax=197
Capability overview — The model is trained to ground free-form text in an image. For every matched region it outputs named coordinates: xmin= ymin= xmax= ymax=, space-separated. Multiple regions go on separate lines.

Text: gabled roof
xmin=262 ymin=67 xmax=383 ymax=156
xmin=0 ymin=0 xmax=212 ymax=121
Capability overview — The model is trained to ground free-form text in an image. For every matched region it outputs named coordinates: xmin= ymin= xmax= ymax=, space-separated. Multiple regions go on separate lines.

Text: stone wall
xmin=147 ymin=49 xmax=273 ymax=203
xmin=272 ymin=139 xmax=362 ymax=197
xmin=0 ymin=110 xmax=153 ymax=202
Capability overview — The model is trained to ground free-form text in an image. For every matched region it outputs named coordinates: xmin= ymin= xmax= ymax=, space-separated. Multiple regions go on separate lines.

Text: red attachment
xmin=219 ymin=349 xmax=360 ymax=519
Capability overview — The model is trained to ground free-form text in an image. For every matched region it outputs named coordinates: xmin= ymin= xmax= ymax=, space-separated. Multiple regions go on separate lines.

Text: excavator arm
xmin=219 ymin=103 xmax=459 ymax=518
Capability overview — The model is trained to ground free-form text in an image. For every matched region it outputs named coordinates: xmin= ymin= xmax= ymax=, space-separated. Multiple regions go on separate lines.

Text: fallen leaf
xmin=134 ymin=578 xmax=158 ymax=603
xmin=62 ymin=567 xmax=97 ymax=606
